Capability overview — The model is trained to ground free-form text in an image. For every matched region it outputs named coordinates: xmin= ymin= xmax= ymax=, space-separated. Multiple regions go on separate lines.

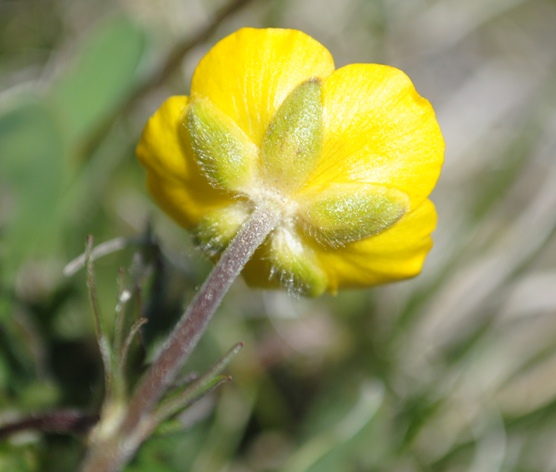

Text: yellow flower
xmin=137 ymin=28 xmax=444 ymax=297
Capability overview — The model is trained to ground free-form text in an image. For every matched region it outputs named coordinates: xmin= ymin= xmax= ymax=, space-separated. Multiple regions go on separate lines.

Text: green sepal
xmin=301 ymin=183 xmax=409 ymax=247
xmin=261 ymin=79 xmax=323 ymax=193
xmin=269 ymin=225 xmax=327 ymax=297
xmin=187 ymin=97 xmax=258 ymax=192
xmin=191 ymin=202 xmax=251 ymax=257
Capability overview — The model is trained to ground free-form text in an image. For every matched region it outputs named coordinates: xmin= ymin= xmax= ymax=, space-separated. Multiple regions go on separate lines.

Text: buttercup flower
xmin=137 ymin=28 xmax=444 ymax=296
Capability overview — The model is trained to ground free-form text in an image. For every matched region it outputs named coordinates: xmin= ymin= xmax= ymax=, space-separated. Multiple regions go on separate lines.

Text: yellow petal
xmin=145 ymin=174 xmax=229 ymax=229
xmin=310 ymin=64 xmax=444 ymax=208
xmin=191 ymin=28 xmax=335 ymax=148
xmin=137 ymin=96 xmax=229 ymax=228
xmin=136 ymin=96 xmax=190 ymax=182
xmin=315 ymin=199 xmax=438 ymax=292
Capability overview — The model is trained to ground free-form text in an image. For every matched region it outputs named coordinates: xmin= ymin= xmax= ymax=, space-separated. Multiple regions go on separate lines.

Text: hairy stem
xmin=80 ymin=201 xmax=281 ymax=472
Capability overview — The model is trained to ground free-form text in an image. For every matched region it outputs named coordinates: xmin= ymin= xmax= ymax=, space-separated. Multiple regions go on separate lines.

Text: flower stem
xmin=80 ymin=201 xmax=281 ymax=472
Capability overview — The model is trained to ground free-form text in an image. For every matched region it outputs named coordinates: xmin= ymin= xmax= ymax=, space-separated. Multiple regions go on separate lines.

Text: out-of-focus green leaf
xmin=48 ymin=16 xmax=145 ymax=149
xmin=0 ymin=99 xmax=66 ymax=291
xmin=0 ymin=15 xmax=146 ymax=306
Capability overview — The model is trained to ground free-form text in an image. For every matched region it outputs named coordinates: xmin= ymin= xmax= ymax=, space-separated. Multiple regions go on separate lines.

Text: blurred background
xmin=1 ymin=0 xmax=556 ymax=470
